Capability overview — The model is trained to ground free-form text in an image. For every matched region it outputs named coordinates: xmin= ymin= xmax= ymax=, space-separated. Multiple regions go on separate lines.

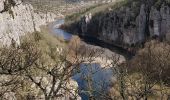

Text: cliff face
xmin=0 ymin=0 xmax=56 ymax=45
xmin=66 ymin=0 xmax=170 ymax=47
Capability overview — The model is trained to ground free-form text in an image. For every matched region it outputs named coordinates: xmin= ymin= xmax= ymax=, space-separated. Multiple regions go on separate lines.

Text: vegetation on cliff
xmin=64 ymin=0 xmax=170 ymax=48
xmin=0 ymin=0 xmax=170 ymax=100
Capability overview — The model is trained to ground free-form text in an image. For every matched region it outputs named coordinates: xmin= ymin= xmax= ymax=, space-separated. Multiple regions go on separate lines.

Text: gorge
xmin=63 ymin=0 xmax=170 ymax=48
xmin=0 ymin=0 xmax=170 ymax=100
xmin=49 ymin=18 xmax=126 ymax=100
xmin=0 ymin=0 xmax=125 ymax=99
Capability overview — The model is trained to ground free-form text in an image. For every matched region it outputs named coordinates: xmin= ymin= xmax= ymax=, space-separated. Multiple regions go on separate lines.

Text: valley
xmin=0 ymin=0 xmax=170 ymax=100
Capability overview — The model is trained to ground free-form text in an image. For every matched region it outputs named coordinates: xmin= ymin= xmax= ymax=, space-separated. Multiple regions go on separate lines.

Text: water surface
xmin=49 ymin=19 xmax=117 ymax=99
xmin=49 ymin=19 xmax=72 ymax=41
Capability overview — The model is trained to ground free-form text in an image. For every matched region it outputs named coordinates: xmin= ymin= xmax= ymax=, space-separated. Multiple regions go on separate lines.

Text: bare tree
xmin=109 ymin=40 xmax=170 ymax=100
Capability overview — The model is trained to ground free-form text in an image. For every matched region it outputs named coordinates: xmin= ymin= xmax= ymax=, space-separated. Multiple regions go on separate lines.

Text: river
xmin=48 ymin=19 xmax=72 ymax=41
xmin=48 ymin=19 xmax=125 ymax=99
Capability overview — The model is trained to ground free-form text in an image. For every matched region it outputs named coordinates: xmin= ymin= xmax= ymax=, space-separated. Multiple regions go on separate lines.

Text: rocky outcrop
xmin=65 ymin=1 xmax=170 ymax=47
xmin=0 ymin=1 xmax=82 ymax=99
xmin=0 ymin=0 xmax=56 ymax=46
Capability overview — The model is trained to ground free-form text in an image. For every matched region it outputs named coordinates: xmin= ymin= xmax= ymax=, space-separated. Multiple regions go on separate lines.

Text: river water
xmin=49 ymin=19 xmax=72 ymax=41
xmin=49 ymin=19 xmax=122 ymax=99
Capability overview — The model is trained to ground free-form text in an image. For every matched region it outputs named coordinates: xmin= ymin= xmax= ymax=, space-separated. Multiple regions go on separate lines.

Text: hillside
xmin=24 ymin=0 xmax=117 ymax=18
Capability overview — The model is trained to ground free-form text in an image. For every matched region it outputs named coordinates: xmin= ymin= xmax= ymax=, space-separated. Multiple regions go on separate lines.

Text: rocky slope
xmin=0 ymin=0 xmax=56 ymax=46
xmin=0 ymin=1 xmax=82 ymax=100
xmin=64 ymin=0 xmax=170 ymax=47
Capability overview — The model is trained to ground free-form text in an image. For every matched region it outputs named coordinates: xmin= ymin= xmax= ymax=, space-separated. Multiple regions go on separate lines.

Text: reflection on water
xmin=72 ymin=63 xmax=116 ymax=99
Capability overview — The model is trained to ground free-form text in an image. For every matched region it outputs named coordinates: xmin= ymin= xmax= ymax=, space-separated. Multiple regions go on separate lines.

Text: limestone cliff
xmin=0 ymin=0 xmax=56 ymax=45
xmin=65 ymin=0 xmax=170 ymax=47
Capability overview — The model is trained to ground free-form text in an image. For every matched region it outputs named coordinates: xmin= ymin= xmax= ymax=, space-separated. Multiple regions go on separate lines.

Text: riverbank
xmin=46 ymin=18 xmax=127 ymax=99
xmin=29 ymin=0 xmax=170 ymax=99
xmin=45 ymin=18 xmax=131 ymax=69
xmin=40 ymin=9 xmax=170 ymax=100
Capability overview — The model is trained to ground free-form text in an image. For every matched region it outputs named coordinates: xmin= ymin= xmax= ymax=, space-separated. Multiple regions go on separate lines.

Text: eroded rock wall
xmin=0 ymin=0 xmax=56 ymax=46
xmin=67 ymin=1 xmax=170 ymax=47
